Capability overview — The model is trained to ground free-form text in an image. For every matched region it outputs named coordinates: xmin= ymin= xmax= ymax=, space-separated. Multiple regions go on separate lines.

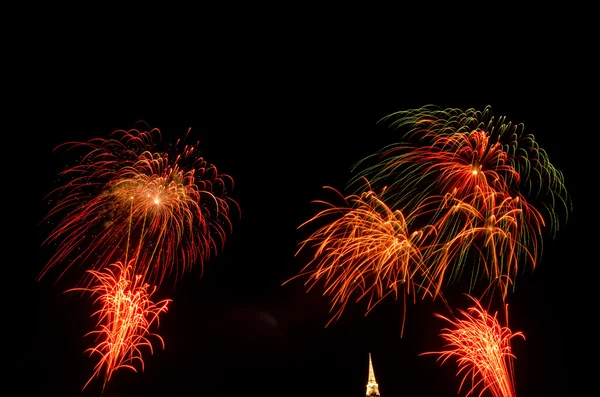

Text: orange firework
xmin=285 ymin=184 xmax=437 ymax=336
xmin=40 ymin=125 xmax=238 ymax=287
xmin=423 ymin=187 xmax=544 ymax=300
xmin=68 ymin=260 xmax=171 ymax=391
xmin=422 ymin=295 xmax=525 ymax=397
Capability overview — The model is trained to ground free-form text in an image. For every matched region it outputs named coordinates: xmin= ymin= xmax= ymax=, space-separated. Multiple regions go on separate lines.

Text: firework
xmin=349 ymin=105 xmax=570 ymax=238
xmin=344 ymin=105 xmax=569 ymax=300
xmin=285 ymin=183 xmax=437 ymax=335
xmin=423 ymin=187 xmax=543 ymax=300
xmin=40 ymin=126 xmax=238 ymax=287
xmin=422 ymin=295 xmax=525 ymax=397
xmin=68 ymin=260 xmax=171 ymax=391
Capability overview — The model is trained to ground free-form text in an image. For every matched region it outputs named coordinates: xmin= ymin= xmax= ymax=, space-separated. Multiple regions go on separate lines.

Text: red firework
xmin=350 ymin=105 xmax=569 ymax=238
xmin=422 ymin=295 xmax=525 ymax=397
xmin=67 ymin=260 xmax=171 ymax=391
xmin=345 ymin=105 xmax=569 ymax=299
xmin=40 ymin=126 xmax=239 ymax=287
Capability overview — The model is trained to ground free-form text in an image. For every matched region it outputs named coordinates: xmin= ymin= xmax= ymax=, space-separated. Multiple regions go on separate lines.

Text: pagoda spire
xmin=366 ymin=353 xmax=381 ymax=396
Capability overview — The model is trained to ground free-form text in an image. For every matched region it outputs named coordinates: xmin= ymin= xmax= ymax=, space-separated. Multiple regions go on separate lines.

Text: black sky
xmin=15 ymin=21 xmax=596 ymax=397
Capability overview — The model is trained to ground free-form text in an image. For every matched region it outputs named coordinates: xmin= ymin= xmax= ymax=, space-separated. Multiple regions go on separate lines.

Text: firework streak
xmin=421 ymin=295 xmax=525 ymax=397
xmin=68 ymin=260 xmax=171 ymax=390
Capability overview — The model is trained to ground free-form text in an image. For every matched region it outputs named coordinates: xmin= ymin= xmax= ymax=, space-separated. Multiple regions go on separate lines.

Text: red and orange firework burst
xmin=285 ymin=183 xmax=437 ymax=336
xmin=40 ymin=125 xmax=239 ymax=287
xmin=68 ymin=259 xmax=171 ymax=391
xmin=349 ymin=105 xmax=570 ymax=238
xmin=422 ymin=295 xmax=525 ymax=397
xmin=345 ymin=105 xmax=569 ymax=300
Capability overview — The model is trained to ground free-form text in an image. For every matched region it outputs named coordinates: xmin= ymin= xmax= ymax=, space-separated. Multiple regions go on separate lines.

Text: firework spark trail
xmin=285 ymin=184 xmax=439 ymax=336
xmin=349 ymin=105 xmax=570 ymax=238
xmin=421 ymin=295 xmax=525 ymax=397
xmin=40 ymin=126 xmax=238 ymax=288
xmin=423 ymin=187 xmax=544 ymax=300
xmin=67 ymin=260 xmax=171 ymax=391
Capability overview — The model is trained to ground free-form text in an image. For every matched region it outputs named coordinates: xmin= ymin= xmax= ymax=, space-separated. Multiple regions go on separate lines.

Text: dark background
xmin=14 ymin=16 xmax=595 ymax=397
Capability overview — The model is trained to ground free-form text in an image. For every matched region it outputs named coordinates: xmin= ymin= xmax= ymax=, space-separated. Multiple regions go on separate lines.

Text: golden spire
xmin=366 ymin=353 xmax=381 ymax=396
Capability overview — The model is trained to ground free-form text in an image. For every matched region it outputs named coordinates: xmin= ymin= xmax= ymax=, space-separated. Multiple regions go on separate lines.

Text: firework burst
xmin=67 ymin=260 xmax=171 ymax=391
xmin=345 ymin=105 xmax=569 ymax=299
xmin=349 ymin=105 xmax=570 ymax=238
xmin=286 ymin=183 xmax=438 ymax=335
xmin=40 ymin=126 xmax=239 ymax=287
xmin=422 ymin=295 xmax=525 ymax=397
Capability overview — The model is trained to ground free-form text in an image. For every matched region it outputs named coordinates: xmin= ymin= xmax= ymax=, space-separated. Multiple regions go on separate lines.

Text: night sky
xmin=17 ymin=27 xmax=595 ymax=397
